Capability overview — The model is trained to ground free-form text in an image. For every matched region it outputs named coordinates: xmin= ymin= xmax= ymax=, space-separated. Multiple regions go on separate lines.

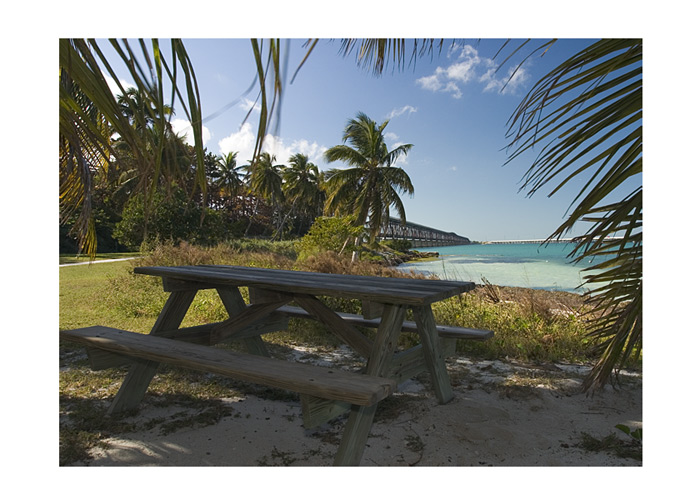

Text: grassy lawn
xmin=59 ymin=259 xmax=160 ymax=333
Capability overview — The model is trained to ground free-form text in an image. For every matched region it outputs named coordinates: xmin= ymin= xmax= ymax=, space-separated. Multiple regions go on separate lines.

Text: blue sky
xmin=102 ymin=37 xmax=631 ymax=241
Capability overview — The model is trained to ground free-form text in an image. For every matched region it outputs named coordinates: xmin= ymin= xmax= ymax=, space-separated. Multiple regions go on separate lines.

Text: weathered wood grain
xmin=414 ymin=305 xmax=454 ymax=404
xmin=277 ymin=305 xmax=494 ymax=341
xmin=210 ymin=299 xmax=291 ymax=345
xmin=293 ymin=294 xmax=373 ymax=358
xmin=135 ymin=265 xmax=475 ymax=306
xmin=60 ymin=326 xmax=396 ymax=407
xmin=107 ymin=289 xmax=196 ymax=414
xmin=300 ymin=395 xmax=351 ymax=429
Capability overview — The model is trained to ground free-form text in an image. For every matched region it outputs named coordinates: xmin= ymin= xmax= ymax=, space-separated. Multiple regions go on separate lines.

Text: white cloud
xmin=218 ymin=122 xmax=327 ymax=166
xmin=445 ymin=45 xmax=481 ymax=82
xmin=415 ymin=44 xmax=529 ymax=98
xmin=387 ymin=105 xmax=418 ymax=120
xmin=104 ymin=74 xmax=135 ymax=97
xmin=239 ymin=98 xmax=262 ymax=115
xmin=170 ymin=118 xmax=211 ymax=147
xmin=384 ymin=132 xmax=399 ymax=142
xmin=479 ymin=60 xmax=530 ymax=95
xmin=416 ymin=73 xmax=443 ymax=92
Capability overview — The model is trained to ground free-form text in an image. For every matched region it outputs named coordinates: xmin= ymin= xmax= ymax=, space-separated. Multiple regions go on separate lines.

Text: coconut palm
xmin=281 ymin=153 xmax=324 ymax=234
xmin=243 ymin=152 xmax=285 ymax=237
xmin=211 ymin=152 xmax=246 ymax=200
xmin=59 ymin=59 xmax=111 ymax=258
xmin=323 ymin=112 xmax=414 ymax=242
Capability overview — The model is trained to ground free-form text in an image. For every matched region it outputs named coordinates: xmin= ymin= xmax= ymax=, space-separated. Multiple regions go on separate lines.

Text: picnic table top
xmin=135 ymin=265 xmax=475 ymax=306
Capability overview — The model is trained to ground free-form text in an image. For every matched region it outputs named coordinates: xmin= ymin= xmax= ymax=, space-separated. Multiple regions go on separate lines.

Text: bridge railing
xmin=375 ymin=218 xmax=471 ymax=247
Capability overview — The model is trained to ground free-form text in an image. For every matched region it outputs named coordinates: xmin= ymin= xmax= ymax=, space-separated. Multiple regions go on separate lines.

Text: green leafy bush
xmin=295 ymin=216 xmax=364 ymax=261
xmin=383 ymin=239 xmax=412 ymax=252
xmin=114 ymin=188 xmax=226 ymax=249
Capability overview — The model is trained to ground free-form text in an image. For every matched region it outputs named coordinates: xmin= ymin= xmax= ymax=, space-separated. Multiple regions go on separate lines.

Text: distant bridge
xmin=481 ymin=237 xmax=625 ymax=245
xmin=377 ymin=217 xmax=471 ymax=248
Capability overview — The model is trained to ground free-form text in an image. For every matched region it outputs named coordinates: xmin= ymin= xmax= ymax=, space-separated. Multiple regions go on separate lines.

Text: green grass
xmin=59 ymin=260 xmax=160 ymax=333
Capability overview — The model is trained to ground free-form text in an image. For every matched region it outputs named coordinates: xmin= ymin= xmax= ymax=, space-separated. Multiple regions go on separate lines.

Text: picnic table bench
xmin=60 ymin=265 xmax=493 ymax=465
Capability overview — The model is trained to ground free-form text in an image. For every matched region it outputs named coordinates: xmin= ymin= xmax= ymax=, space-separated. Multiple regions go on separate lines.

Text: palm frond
xmin=338 ymin=39 xmax=446 ymax=75
xmin=505 ymin=39 xmax=642 ymax=390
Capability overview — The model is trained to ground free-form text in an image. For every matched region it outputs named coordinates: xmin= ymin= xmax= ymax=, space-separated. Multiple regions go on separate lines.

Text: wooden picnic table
xmin=62 ymin=265 xmax=486 ymax=465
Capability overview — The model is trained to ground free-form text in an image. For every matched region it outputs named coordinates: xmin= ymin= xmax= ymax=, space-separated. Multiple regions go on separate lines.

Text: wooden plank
xmin=210 ymin=299 xmax=291 ymax=345
xmin=60 ymin=326 xmax=396 ymax=407
xmin=301 ymin=395 xmax=351 ymax=429
xmin=334 ymin=403 xmax=379 ymax=466
xmin=108 ymin=289 xmax=196 ymax=414
xmin=361 ymin=300 xmax=383 ymax=320
xmin=135 ymin=265 xmax=475 ymax=306
xmin=86 ymin=348 xmax=135 ymax=370
xmin=387 ymin=345 xmax=428 ymax=382
xmin=365 ymin=304 xmax=406 ymax=378
xmin=292 ymin=294 xmax=373 ymax=358
xmin=194 ymin=265 xmax=473 ymax=293
xmin=151 ymin=289 xmax=198 ymax=333
xmin=216 ymin=287 xmax=285 ymax=357
xmin=86 ymin=314 xmax=290 ymax=370
xmin=413 ymin=305 xmax=454 ymax=404
xmin=249 ymin=286 xmax=291 ymax=304
xmin=162 ymin=277 xmax=216 ymax=292
xmin=277 ymin=305 xmax=493 ymax=340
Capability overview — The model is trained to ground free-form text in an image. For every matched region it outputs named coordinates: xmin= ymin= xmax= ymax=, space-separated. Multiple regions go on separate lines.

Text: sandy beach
xmin=68 ymin=353 xmax=642 ymax=467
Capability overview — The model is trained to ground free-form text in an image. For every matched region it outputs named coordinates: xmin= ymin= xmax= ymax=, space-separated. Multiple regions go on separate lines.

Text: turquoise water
xmin=397 ymin=243 xmax=595 ymax=293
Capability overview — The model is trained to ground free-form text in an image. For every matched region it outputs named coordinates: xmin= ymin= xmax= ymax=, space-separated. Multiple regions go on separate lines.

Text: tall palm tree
xmin=323 ymin=112 xmax=414 ymax=242
xmin=212 ymin=152 xmax=246 ymax=200
xmin=282 ymin=153 xmax=324 ymax=231
xmin=243 ymin=152 xmax=285 ymax=237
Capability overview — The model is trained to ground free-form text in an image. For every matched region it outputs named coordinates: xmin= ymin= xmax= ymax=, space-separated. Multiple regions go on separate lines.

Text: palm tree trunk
xmin=244 ymin=197 xmax=260 ymax=237
xmin=274 ymin=200 xmax=297 ymax=240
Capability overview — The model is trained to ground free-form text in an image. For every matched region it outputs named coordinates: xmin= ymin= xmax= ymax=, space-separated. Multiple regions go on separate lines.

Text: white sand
xmin=73 ymin=357 xmax=642 ymax=467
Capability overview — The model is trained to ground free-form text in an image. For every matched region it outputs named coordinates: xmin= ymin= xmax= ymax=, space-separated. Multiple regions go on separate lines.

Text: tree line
xmin=59 ymin=81 xmax=413 ymax=253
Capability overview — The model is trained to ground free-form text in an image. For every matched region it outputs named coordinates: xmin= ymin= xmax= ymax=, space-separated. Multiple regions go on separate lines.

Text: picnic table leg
xmin=333 ymin=403 xmax=379 ymax=465
xmin=107 ymin=289 xmax=197 ymax=415
xmin=334 ymin=304 xmax=406 ymax=465
xmin=413 ymin=305 xmax=454 ymax=404
xmin=217 ymin=287 xmax=270 ymax=357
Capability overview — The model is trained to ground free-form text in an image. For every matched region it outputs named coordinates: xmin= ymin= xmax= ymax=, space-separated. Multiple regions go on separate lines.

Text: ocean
xmin=397 ymin=242 xmax=596 ymax=294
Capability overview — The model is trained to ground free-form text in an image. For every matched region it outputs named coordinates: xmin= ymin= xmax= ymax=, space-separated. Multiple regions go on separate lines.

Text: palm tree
xmin=212 ymin=152 xmax=246 ymax=200
xmin=323 ymin=112 xmax=414 ymax=243
xmin=116 ymin=85 xmax=174 ymax=133
xmin=243 ymin=152 xmax=285 ymax=237
xmin=59 ymin=61 xmax=111 ymax=258
xmin=280 ymin=153 xmax=324 ymax=235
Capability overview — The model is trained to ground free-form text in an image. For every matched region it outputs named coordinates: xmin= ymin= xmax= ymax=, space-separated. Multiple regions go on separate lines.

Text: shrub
xmin=383 ymin=239 xmax=413 ymax=252
xmin=114 ymin=188 xmax=226 ymax=249
xmin=295 ymin=216 xmax=364 ymax=261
